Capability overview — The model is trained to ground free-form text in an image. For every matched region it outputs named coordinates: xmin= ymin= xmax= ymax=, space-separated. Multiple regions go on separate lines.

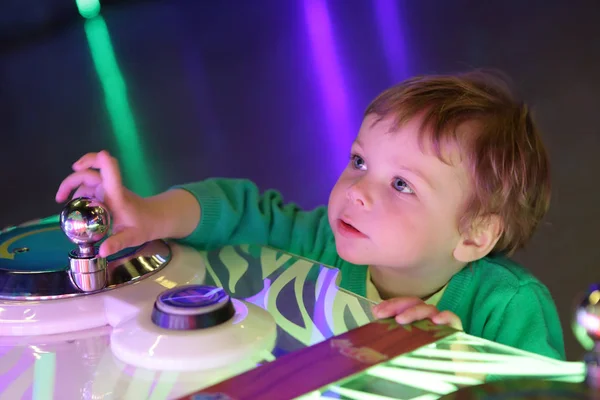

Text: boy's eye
xmin=351 ymin=155 xmax=366 ymax=170
xmin=392 ymin=178 xmax=414 ymax=194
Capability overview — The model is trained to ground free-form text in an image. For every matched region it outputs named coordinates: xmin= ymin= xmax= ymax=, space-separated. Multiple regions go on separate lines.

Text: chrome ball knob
xmin=60 ymin=197 xmax=111 ymax=257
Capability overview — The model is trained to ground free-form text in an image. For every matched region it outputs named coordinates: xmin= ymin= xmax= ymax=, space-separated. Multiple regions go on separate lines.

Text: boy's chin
xmin=335 ymin=244 xmax=370 ymax=266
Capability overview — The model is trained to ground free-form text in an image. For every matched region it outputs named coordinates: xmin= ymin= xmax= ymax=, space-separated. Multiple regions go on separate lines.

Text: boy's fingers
xmin=62 ymin=150 xmax=126 ymax=205
xmin=98 ymin=227 xmax=139 ymax=258
xmin=96 ymin=151 xmax=125 ymax=204
xmin=72 ymin=186 xmax=99 ymax=201
xmin=395 ymin=304 xmax=438 ymax=324
xmin=372 ymin=297 xmax=423 ymax=318
xmin=432 ymin=311 xmax=463 ymax=330
xmin=55 ymin=170 xmax=102 ymax=202
xmin=72 ymin=152 xmax=102 ymax=170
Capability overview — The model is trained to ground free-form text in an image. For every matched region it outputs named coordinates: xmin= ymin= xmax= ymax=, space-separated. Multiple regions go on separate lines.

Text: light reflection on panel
xmin=32 ymin=352 xmax=56 ymax=400
xmin=202 ymin=245 xmax=373 ymax=351
xmin=310 ymin=332 xmax=586 ymax=400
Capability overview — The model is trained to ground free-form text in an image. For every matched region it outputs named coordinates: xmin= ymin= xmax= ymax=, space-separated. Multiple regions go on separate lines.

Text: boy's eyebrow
xmin=396 ymin=165 xmax=434 ymax=190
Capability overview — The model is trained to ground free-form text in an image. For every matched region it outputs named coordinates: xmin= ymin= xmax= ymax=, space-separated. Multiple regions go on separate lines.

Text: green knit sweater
xmin=173 ymin=178 xmax=566 ymax=361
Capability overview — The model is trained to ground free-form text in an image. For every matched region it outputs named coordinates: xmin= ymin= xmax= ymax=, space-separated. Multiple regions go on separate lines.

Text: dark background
xmin=1 ymin=0 xmax=598 ymax=361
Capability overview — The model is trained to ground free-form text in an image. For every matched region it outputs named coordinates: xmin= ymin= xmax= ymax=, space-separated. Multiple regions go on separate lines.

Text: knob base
xmin=68 ymin=251 xmax=108 ymax=292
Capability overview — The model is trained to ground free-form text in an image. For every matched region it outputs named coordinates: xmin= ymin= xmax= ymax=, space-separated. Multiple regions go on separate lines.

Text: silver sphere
xmin=575 ymin=285 xmax=600 ymax=345
xmin=60 ymin=197 xmax=111 ymax=247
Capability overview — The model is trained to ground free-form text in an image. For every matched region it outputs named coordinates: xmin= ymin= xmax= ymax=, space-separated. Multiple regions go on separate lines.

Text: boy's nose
xmin=346 ymin=181 xmax=373 ymax=209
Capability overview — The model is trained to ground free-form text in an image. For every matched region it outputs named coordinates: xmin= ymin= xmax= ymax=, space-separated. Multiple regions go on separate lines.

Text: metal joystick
xmin=574 ymin=284 xmax=600 ymax=389
xmin=60 ymin=197 xmax=111 ymax=293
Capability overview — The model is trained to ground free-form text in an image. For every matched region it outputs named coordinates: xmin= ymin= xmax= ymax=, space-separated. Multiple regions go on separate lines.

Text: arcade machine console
xmin=0 ymin=198 xmax=596 ymax=399
xmin=0 ymin=197 xmax=376 ymax=399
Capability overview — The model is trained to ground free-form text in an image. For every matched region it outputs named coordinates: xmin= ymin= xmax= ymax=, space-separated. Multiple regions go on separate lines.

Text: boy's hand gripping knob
xmin=60 ymin=197 xmax=111 ymax=292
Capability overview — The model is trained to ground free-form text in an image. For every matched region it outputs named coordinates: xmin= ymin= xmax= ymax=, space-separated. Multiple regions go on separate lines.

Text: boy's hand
xmin=372 ymin=297 xmax=463 ymax=331
xmin=55 ymin=150 xmax=155 ymax=258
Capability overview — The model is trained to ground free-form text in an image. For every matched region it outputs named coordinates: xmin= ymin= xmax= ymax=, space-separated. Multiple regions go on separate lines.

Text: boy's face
xmin=328 ymin=114 xmax=472 ymax=273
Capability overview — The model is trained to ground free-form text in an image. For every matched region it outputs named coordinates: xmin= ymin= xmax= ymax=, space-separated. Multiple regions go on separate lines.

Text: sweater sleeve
xmin=485 ymin=282 xmax=566 ymax=360
xmin=170 ymin=178 xmax=339 ymax=266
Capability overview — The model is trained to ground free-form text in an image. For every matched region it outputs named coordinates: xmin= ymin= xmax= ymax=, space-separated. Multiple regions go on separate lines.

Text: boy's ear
xmin=453 ymin=214 xmax=503 ymax=263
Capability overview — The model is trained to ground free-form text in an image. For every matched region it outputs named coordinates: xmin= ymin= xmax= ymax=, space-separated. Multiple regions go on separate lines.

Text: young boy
xmin=55 ymin=70 xmax=565 ymax=360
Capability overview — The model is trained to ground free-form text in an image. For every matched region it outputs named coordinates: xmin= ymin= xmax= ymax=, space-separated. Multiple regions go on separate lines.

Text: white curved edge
xmin=110 ymin=299 xmax=278 ymax=371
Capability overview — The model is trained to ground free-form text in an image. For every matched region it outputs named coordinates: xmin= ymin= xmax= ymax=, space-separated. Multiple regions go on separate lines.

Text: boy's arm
xmin=484 ymin=283 xmax=566 ymax=360
xmin=164 ymin=178 xmax=339 ymax=265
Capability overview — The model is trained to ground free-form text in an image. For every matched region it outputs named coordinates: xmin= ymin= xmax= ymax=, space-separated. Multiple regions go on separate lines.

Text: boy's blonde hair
xmin=365 ymin=70 xmax=550 ymax=256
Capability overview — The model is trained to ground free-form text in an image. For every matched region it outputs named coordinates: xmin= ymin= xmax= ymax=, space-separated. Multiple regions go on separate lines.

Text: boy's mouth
xmin=337 ymin=218 xmax=367 ymax=238
xmin=342 ymin=220 xmax=357 ymax=230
